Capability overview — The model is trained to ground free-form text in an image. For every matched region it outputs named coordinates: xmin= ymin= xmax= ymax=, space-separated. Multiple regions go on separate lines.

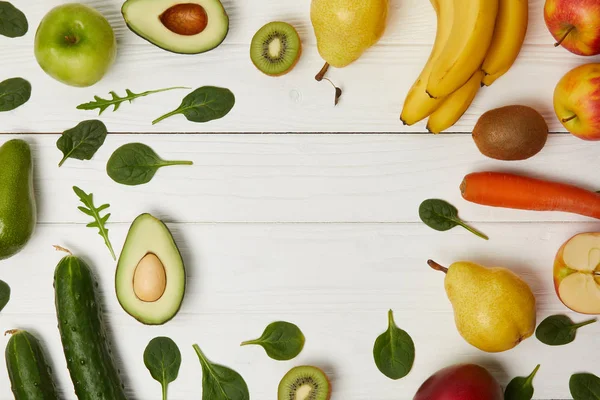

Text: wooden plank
xmin=0 ymin=0 xmax=584 ymax=133
xmin=0 ymin=222 xmax=594 ymax=399
xmin=2 ymin=134 xmax=598 ymax=224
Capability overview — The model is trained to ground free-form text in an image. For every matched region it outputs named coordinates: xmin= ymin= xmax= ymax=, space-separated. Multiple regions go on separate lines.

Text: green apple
xmin=34 ymin=4 xmax=117 ymax=87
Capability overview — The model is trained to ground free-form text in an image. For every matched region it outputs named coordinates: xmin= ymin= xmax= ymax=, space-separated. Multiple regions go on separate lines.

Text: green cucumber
xmin=5 ymin=329 xmax=59 ymax=400
xmin=54 ymin=253 xmax=128 ymax=400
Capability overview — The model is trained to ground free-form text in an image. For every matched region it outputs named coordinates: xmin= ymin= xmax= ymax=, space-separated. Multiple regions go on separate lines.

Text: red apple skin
xmin=554 ymin=64 xmax=600 ymax=140
xmin=413 ymin=364 xmax=503 ymax=400
xmin=544 ymin=0 xmax=600 ymax=56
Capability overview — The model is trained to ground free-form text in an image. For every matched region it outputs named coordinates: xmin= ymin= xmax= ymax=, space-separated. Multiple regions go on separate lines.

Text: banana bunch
xmin=401 ymin=0 xmax=528 ymax=133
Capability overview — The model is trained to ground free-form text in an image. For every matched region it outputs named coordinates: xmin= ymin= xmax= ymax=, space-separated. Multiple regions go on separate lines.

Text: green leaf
xmin=373 ymin=310 xmax=415 ymax=380
xmin=0 ymin=2 xmax=27 ymax=38
xmin=570 ymin=373 xmax=600 ymax=400
xmin=56 ymin=120 xmax=107 ymax=167
xmin=241 ymin=321 xmax=305 ymax=361
xmin=193 ymin=344 xmax=249 ymax=400
xmin=0 ymin=280 xmax=10 ymax=312
xmin=77 ymin=87 xmax=189 ymax=115
xmin=72 ymin=186 xmax=116 ymax=260
xmin=419 ymin=199 xmax=488 ymax=240
xmin=152 ymin=86 xmax=235 ymax=125
xmin=504 ymin=365 xmax=540 ymax=400
xmin=106 ymin=143 xmax=193 ymax=186
xmin=535 ymin=315 xmax=596 ymax=346
xmin=0 ymin=77 xmax=31 ymax=112
xmin=144 ymin=337 xmax=181 ymax=400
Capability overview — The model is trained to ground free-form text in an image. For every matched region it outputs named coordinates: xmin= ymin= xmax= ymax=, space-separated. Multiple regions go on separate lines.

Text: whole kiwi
xmin=472 ymin=105 xmax=548 ymax=161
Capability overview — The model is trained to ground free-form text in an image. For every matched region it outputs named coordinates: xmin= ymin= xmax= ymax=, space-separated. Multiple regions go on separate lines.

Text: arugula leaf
xmin=152 ymin=86 xmax=235 ymax=125
xmin=193 ymin=344 xmax=249 ymax=400
xmin=535 ymin=315 xmax=596 ymax=346
xmin=0 ymin=2 xmax=28 ymax=38
xmin=73 ymin=186 xmax=116 ymax=260
xmin=241 ymin=321 xmax=305 ymax=361
xmin=0 ymin=77 xmax=31 ymax=112
xmin=570 ymin=373 xmax=600 ymax=400
xmin=144 ymin=337 xmax=181 ymax=400
xmin=504 ymin=365 xmax=540 ymax=400
xmin=106 ymin=143 xmax=192 ymax=186
xmin=0 ymin=280 xmax=10 ymax=312
xmin=56 ymin=120 xmax=107 ymax=167
xmin=77 ymin=87 xmax=188 ymax=115
xmin=373 ymin=309 xmax=415 ymax=380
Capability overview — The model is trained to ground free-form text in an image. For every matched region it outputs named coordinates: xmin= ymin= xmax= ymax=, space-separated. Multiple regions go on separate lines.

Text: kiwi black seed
xmin=278 ymin=365 xmax=331 ymax=400
xmin=250 ymin=21 xmax=301 ymax=77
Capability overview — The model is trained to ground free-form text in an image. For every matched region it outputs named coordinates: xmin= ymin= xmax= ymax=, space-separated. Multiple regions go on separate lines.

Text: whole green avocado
xmin=0 ymin=139 xmax=36 ymax=260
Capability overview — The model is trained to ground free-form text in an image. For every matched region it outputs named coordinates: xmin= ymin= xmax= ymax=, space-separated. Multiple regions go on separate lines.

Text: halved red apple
xmin=554 ymin=233 xmax=600 ymax=314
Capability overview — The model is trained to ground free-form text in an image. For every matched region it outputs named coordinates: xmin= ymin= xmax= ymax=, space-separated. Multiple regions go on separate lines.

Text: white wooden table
xmin=1 ymin=1 xmax=598 ymax=399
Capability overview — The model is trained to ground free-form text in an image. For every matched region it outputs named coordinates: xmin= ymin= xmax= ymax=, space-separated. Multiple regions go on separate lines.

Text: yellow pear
xmin=311 ymin=0 xmax=388 ymax=77
xmin=428 ymin=260 xmax=536 ymax=353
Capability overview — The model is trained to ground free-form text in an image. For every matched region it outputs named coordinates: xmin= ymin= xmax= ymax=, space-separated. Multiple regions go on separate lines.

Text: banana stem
xmin=562 ymin=114 xmax=577 ymax=123
xmin=315 ymin=62 xmax=330 ymax=81
xmin=555 ymin=26 xmax=576 ymax=47
xmin=428 ymin=260 xmax=448 ymax=274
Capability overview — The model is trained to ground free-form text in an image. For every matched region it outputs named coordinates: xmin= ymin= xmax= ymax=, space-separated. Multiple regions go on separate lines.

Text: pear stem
xmin=555 ymin=25 xmax=576 ymax=47
xmin=428 ymin=260 xmax=448 ymax=274
xmin=315 ymin=62 xmax=330 ymax=82
xmin=562 ymin=114 xmax=577 ymax=123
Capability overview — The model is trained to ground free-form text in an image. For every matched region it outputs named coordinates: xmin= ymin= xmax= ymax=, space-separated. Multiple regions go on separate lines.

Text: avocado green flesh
xmin=116 ymin=213 xmax=185 ymax=325
xmin=122 ymin=0 xmax=229 ymax=54
xmin=0 ymin=139 xmax=36 ymax=260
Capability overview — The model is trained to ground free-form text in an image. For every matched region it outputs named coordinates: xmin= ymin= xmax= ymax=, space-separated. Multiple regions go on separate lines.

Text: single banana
xmin=400 ymin=0 xmax=453 ymax=125
xmin=481 ymin=0 xmax=528 ymax=86
xmin=427 ymin=70 xmax=484 ymax=134
xmin=426 ymin=0 xmax=499 ymax=99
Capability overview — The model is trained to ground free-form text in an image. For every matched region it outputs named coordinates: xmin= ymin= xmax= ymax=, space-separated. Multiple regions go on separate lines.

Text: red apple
xmin=414 ymin=364 xmax=503 ymax=400
xmin=544 ymin=0 xmax=600 ymax=56
xmin=554 ymin=63 xmax=600 ymax=140
xmin=554 ymin=232 xmax=600 ymax=314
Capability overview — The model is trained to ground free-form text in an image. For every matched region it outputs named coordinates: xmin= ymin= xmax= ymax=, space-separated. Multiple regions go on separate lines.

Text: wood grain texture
xmin=0 ymin=0 xmax=586 ymax=133
xmin=0 ymin=222 xmax=596 ymax=400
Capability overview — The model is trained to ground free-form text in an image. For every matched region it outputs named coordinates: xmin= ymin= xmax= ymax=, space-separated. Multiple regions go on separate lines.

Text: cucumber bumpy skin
xmin=5 ymin=329 xmax=59 ymax=400
xmin=54 ymin=254 xmax=128 ymax=400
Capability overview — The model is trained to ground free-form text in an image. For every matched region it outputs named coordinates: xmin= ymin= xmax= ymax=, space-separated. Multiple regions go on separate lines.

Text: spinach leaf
xmin=535 ymin=315 xmax=596 ymax=346
xmin=152 ymin=86 xmax=235 ymax=125
xmin=241 ymin=321 xmax=305 ymax=361
xmin=144 ymin=337 xmax=181 ymax=400
xmin=0 ymin=2 xmax=27 ymax=38
xmin=419 ymin=199 xmax=488 ymax=240
xmin=77 ymin=87 xmax=188 ymax=115
xmin=193 ymin=344 xmax=249 ymax=400
xmin=373 ymin=309 xmax=415 ymax=380
xmin=73 ymin=186 xmax=116 ymax=260
xmin=570 ymin=373 xmax=600 ymax=400
xmin=0 ymin=280 xmax=10 ymax=312
xmin=56 ymin=120 xmax=107 ymax=167
xmin=504 ymin=365 xmax=540 ymax=400
xmin=106 ymin=143 xmax=193 ymax=186
xmin=0 ymin=77 xmax=31 ymax=112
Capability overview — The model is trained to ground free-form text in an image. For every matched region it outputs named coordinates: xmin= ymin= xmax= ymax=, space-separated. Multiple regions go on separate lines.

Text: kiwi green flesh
xmin=278 ymin=366 xmax=330 ymax=400
xmin=251 ymin=21 xmax=300 ymax=76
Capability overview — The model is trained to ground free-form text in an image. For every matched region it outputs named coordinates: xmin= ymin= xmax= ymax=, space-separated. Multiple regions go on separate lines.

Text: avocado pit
xmin=160 ymin=3 xmax=208 ymax=36
xmin=133 ymin=253 xmax=167 ymax=302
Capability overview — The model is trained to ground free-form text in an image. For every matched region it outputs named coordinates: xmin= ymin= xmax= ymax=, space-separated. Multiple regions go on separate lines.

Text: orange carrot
xmin=460 ymin=172 xmax=600 ymax=219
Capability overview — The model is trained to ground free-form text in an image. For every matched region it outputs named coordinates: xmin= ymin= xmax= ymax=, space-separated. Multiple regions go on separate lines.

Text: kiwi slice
xmin=278 ymin=365 xmax=331 ymax=400
xmin=250 ymin=21 xmax=301 ymax=76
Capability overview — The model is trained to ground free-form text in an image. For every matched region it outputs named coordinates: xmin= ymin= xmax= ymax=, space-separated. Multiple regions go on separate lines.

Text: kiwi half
xmin=250 ymin=21 xmax=301 ymax=76
xmin=278 ymin=366 xmax=331 ymax=400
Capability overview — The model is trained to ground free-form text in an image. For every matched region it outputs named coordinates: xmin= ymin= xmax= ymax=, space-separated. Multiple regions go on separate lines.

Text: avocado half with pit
xmin=122 ymin=0 xmax=229 ymax=54
xmin=116 ymin=213 xmax=185 ymax=325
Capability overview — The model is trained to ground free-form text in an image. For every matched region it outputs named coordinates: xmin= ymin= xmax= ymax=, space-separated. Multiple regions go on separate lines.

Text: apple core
xmin=160 ymin=3 xmax=209 ymax=36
